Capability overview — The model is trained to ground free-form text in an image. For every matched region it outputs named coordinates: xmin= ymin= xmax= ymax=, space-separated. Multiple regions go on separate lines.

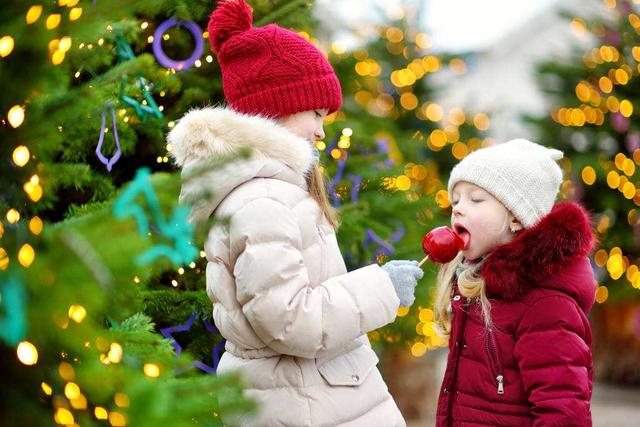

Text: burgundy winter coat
xmin=436 ymin=202 xmax=596 ymax=426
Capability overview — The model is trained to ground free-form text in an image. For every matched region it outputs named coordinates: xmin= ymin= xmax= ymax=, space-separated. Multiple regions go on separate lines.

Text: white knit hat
xmin=447 ymin=138 xmax=564 ymax=228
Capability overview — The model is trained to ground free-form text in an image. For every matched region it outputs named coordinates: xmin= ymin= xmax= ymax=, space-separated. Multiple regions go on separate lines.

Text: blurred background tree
xmin=530 ymin=0 xmax=640 ymax=385
xmin=317 ymin=1 xmax=490 ymax=418
xmin=323 ymin=6 xmax=488 ymax=346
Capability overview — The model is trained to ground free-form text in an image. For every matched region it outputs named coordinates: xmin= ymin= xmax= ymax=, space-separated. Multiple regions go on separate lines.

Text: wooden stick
xmin=418 ymin=255 xmax=429 ymax=268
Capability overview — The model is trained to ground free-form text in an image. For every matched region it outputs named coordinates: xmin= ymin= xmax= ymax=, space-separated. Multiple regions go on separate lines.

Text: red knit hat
xmin=208 ymin=0 xmax=342 ymax=118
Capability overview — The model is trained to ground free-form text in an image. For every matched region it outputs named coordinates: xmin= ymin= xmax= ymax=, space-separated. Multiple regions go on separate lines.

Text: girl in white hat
xmin=434 ymin=139 xmax=595 ymax=426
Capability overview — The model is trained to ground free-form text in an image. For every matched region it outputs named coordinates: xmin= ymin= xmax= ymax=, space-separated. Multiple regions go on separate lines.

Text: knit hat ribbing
xmin=207 ymin=0 xmax=342 ymax=118
xmin=447 ymin=139 xmax=564 ymax=228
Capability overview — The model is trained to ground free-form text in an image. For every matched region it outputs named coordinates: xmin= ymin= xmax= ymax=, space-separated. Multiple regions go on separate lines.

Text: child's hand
xmin=381 ymin=260 xmax=424 ymax=307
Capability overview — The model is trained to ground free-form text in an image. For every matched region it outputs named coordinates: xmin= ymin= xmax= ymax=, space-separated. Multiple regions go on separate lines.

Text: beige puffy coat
xmin=169 ymin=107 xmax=405 ymax=426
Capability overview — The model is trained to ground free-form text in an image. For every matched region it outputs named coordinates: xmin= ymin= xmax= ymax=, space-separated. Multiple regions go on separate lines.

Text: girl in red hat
xmin=169 ymin=1 xmax=422 ymax=425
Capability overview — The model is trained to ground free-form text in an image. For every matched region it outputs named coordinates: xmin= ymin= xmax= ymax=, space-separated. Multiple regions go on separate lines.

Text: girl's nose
xmin=315 ymin=127 xmax=325 ymax=141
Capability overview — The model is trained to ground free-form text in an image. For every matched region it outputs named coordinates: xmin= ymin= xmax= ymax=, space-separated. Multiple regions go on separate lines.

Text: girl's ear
xmin=509 ymin=217 xmax=524 ymax=233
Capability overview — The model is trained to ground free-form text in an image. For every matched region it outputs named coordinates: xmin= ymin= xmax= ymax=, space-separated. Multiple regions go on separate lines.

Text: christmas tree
xmin=0 ymin=0 xmax=317 ymax=424
xmin=530 ymin=0 xmax=640 ymax=383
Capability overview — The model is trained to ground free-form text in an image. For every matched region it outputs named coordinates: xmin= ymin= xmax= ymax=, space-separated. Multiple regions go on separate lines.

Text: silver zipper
xmin=496 ymin=375 xmax=504 ymax=394
xmin=486 ymin=326 xmax=505 ymax=396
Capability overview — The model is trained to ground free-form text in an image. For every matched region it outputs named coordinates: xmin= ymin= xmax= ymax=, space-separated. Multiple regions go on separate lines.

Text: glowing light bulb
xmin=58 ymin=36 xmax=72 ymax=52
xmin=64 ymin=382 xmax=81 ymax=400
xmin=70 ymin=393 xmax=87 ymax=409
xmin=108 ymin=343 xmax=123 ymax=363
xmin=6 ymin=209 xmax=20 ymax=224
xmin=69 ymin=7 xmax=82 ymax=21
xmin=29 ymin=217 xmax=43 ymax=235
xmin=12 ymin=146 xmax=30 ymax=167
xmin=0 ymin=248 xmax=9 ymax=270
xmin=143 ymin=363 xmax=160 ymax=378
xmin=411 ymin=342 xmax=427 ymax=357
xmin=109 ymin=411 xmax=127 ymax=426
xmin=68 ymin=305 xmax=87 ymax=323
xmin=54 ymin=408 xmax=74 ymax=425
xmin=45 ymin=14 xmax=61 ymax=30
xmin=95 ymin=407 xmax=108 ymax=419
xmin=18 ymin=243 xmax=35 ymax=268
xmin=0 ymin=35 xmax=14 ymax=57
xmin=26 ymin=6 xmax=43 ymax=24
xmin=51 ymin=50 xmax=65 ymax=65
xmin=41 ymin=382 xmax=52 ymax=395
xmin=8 ymin=105 xmax=25 ymax=128
xmin=17 ymin=341 xmax=38 ymax=365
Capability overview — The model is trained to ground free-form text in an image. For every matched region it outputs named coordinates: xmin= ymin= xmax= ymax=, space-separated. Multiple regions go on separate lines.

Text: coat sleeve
xmin=228 ymin=196 xmax=400 ymax=359
xmin=513 ymin=295 xmax=592 ymax=426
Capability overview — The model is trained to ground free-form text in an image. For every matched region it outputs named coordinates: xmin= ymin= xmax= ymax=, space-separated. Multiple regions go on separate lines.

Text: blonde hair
xmin=433 ymin=253 xmax=493 ymax=337
xmin=307 ymin=165 xmax=340 ymax=230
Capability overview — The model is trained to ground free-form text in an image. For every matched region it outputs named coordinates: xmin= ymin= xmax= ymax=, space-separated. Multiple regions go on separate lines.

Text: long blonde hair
xmin=433 ymin=253 xmax=493 ymax=337
xmin=307 ymin=165 xmax=340 ymax=230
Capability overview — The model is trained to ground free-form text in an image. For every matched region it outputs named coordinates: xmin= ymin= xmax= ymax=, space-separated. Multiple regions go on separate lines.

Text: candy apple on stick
xmin=419 ymin=226 xmax=466 ymax=267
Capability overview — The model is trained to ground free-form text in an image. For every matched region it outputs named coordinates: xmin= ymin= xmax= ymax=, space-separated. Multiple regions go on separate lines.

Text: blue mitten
xmin=381 ymin=260 xmax=424 ymax=307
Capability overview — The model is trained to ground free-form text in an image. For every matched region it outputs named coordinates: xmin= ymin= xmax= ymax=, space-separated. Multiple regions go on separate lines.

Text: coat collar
xmin=168 ymin=107 xmax=314 ymax=224
xmin=168 ymin=106 xmax=314 ymax=175
xmin=481 ymin=201 xmax=596 ymax=311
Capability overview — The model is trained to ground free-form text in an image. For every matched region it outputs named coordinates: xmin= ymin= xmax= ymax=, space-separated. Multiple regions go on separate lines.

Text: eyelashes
xmin=451 ymin=199 xmax=484 ymax=206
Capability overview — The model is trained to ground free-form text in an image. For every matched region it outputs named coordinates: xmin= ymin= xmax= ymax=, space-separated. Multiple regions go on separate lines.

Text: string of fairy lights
xmin=1 ymin=2 xmax=77 ymax=381
xmin=1 ymin=3 xmax=191 ymax=425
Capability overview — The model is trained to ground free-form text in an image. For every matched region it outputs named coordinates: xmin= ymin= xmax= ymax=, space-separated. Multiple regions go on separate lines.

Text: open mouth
xmin=454 ymin=224 xmax=471 ymax=250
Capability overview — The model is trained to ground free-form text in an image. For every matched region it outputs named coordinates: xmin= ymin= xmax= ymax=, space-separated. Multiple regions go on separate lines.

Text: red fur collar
xmin=481 ymin=201 xmax=596 ymax=301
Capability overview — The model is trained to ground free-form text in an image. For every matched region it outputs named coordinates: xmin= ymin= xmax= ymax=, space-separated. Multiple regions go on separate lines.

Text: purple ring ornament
xmin=152 ymin=19 xmax=204 ymax=70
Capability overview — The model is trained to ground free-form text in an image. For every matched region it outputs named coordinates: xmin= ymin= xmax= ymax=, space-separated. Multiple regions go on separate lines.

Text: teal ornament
xmin=0 ymin=273 xmax=27 ymax=346
xmin=115 ymin=35 xmax=135 ymax=61
xmin=113 ymin=168 xmax=198 ymax=266
xmin=119 ymin=76 xmax=162 ymax=121
xmin=115 ymin=35 xmax=163 ymax=121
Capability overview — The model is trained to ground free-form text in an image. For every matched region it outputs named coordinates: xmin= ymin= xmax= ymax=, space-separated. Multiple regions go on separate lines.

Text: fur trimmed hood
xmin=168 ymin=106 xmax=314 ymax=174
xmin=168 ymin=107 xmax=314 ymax=223
xmin=481 ymin=201 xmax=597 ymax=311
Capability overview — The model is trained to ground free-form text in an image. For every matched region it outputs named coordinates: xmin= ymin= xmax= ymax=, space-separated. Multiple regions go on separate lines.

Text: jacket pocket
xmin=317 ymin=344 xmax=379 ymax=386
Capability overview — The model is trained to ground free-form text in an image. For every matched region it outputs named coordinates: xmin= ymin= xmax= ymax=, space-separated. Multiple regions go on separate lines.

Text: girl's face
xmin=278 ymin=109 xmax=329 ymax=143
xmin=450 ymin=181 xmax=522 ymax=261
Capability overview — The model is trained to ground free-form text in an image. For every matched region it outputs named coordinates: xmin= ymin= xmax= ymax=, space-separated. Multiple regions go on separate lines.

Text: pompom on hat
xmin=447 ymin=138 xmax=564 ymax=228
xmin=207 ymin=0 xmax=342 ymax=118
